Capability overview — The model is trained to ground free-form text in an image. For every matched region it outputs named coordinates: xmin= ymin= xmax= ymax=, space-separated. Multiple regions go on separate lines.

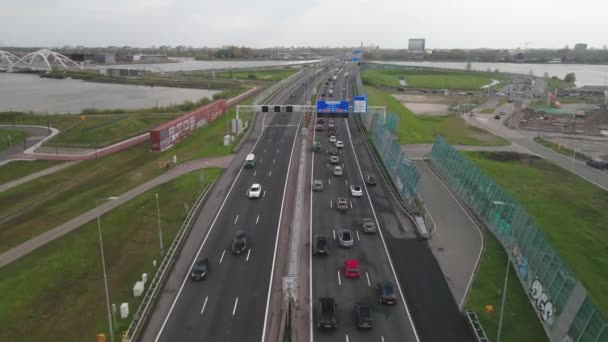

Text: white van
xmin=245 ymin=153 xmax=256 ymax=168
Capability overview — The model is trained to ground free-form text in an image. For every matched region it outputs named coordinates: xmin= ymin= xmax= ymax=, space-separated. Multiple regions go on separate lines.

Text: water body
xmin=371 ymin=61 xmax=608 ymax=87
xmin=90 ymin=58 xmax=321 ymax=72
xmin=0 ymin=73 xmax=219 ymax=114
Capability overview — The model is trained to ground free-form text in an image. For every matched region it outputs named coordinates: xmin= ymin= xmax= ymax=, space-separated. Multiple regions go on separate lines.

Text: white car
xmin=330 ymin=155 xmax=339 ymax=164
xmin=247 ymin=183 xmax=262 ymax=199
xmin=329 ymin=135 xmax=337 ymax=143
xmin=335 ymin=141 xmax=344 ymax=149
xmin=333 ymin=166 xmax=343 ymax=176
xmin=350 ymin=185 xmax=363 ymax=197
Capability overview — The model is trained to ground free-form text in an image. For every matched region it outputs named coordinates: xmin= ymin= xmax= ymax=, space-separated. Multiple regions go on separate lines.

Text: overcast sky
xmin=0 ymin=0 xmax=605 ymax=49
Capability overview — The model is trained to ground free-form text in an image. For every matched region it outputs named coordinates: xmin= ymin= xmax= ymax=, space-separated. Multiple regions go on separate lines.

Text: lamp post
xmin=155 ymin=193 xmax=164 ymax=257
xmin=96 ymin=196 xmax=119 ymax=342
xmin=492 ymin=200 xmax=515 ymax=342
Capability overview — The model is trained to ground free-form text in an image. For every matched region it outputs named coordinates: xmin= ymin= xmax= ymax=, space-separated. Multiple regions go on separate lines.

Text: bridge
xmin=0 ymin=48 xmax=82 ymax=72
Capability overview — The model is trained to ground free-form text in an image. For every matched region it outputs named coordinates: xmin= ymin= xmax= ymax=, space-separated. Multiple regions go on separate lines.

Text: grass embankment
xmin=0 ymin=169 xmax=222 ymax=342
xmin=481 ymin=108 xmax=495 ymax=114
xmin=533 ymin=137 xmax=591 ymax=161
xmin=467 ymin=230 xmax=548 ymax=342
xmin=0 ymin=160 xmax=62 ymax=186
xmin=464 ymin=151 xmax=608 ymax=316
xmin=0 ymin=98 xmax=253 ymax=254
xmin=185 ymin=68 xmax=297 ymax=82
xmin=0 ymin=128 xmax=27 ymax=152
xmin=365 ymin=85 xmax=509 ymax=146
xmin=547 ymin=77 xmax=575 ymax=90
xmin=362 ymin=68 xmax=508 ymax=90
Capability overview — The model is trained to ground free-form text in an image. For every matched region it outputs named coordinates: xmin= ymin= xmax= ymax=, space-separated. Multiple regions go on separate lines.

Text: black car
xmin=587 ymin=159 xmax=608 ymax=170
xmin=353 ymin=303 xmax=373 ymax=328
xmin=190 ymin=258 xmax=209 ymax=281
xmin=231 ymin=230 xmax=248 ymax=255
xmin=329 ymin=147 xmax=338 ymax=155
xmin=317 ymin=297 xmax=337 ymax=329
xmin=376 ymin=282 xmax=397 ymax=304
xmin=365 ymin=175 xmax=377 ymax=186
xmin=313 ymin=235 xmax=329 ymax=255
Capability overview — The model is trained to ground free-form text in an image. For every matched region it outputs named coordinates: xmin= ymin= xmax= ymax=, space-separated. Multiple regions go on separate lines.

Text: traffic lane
xmin=157 ymin=124 xmax=298 ymax=341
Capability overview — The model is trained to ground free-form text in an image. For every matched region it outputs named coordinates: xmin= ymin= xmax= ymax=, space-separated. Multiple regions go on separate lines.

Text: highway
xmin=310 ymin=63 xmax=420 ymax=342
xmin=152 ymin=70 xmax=316 ymax=342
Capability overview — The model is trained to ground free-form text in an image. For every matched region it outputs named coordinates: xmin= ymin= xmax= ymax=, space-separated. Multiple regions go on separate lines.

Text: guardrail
xmin=123 ymin=179 xmax=217 ymax=342
xmin=465 ymin=310 xmax=489 ymax=342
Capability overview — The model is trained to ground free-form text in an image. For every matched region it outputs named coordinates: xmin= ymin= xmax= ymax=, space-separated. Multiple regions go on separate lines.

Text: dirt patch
xmin=404 ymin=103 xmax=451 ymax=116
xmin=393 ymin=93 xmax=468 ymax=105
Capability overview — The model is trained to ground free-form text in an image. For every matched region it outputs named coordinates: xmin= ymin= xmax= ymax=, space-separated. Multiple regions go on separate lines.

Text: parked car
xmin=350 ymin=185 xmax=363 ymax=197
xmin=353 ymin=303 xmax=373 ymax=328
xmin=313 ymin=179 xmax=324 ymax=192
xmin=365 ymin=175 xmax=377 ymax=186
xmin=333 ymin=166 xmax=343 ymax=176
xmin=376 ymin=282 xmax=397 ymax=304
xmin=338 ymin=229 xmax=354 ymax=248
xmin=190 ymin=258 xmax=209 ymax=281
xmin=313 ymin=235 xmax=329 ymax=255
xmin=336 ymin=197 xmax=348 ymax=211
xmin=361 ymin=218 xmax=377 ymax=233
xmin=231 ymin=231 xmax=248 ymax=255
xmin=343 ymin=259 xmax=360 ymax=278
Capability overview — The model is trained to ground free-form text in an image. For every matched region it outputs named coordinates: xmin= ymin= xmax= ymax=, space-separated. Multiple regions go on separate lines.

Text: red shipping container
xmin=150 ymin=100 xmax=227 ymax=151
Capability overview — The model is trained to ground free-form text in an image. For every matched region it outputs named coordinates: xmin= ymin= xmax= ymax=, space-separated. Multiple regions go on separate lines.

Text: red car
xmin=344 ymin=259 xmax=361 ymax=279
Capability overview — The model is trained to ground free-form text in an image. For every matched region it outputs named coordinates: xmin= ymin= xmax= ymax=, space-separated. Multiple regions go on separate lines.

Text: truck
xmin=244 ymin=153 xmax=256 ymax=168
xmin=317 ymin=297 xmax=337 ymax=329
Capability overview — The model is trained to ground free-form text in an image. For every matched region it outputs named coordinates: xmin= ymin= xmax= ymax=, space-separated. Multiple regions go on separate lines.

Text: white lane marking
xmin=246 ymin=249 xmax=251 ymax=262
xmin=356 ymin=230 xmax=360 ymax=241
xmin=273 ymin=158 xmax=276 ymax=164
xmin=200 ymin=296 xmax=209 ymax=314
xmin=328 ymin=179 xmax=331 ymax=185
xmin=232 ymin=297 xmax=239 ymax=316
xmin=342 ymin=162 xmax=345 ymax=168
xmin=276 ymin=148 xmax=279 ymax=153
xmin=260 ymin=158 xmax=262 ymax=165
xmin=345 ymin=178 xmax=349 ymax=186
xmin=264 ymin=148 xmax=266 ymax=153
xmin=330 ymin=200 xmax=333 ymax=208
xmin=154 ymin=102 xmax=273 ymax=340
xmin=234 ymin=214 xmax=239 ymax=225
xmin=349 ymin=201 xmax=353 ymax=209
xmin=337 ymin=270 xmax=342 ymax=286
xmin=268 ymin=170 xmax=272 ymax=177
xmin=333 ymin=229 xmax=336 ymax=240
xmin=219 ymin=250 xmax=225 ymax=264
xmin=263 ymin=190 xmax=266 ymax=198
xmin=381 ymin=337 xmax=385 ymax=342
xmin=366 ymin=272 xmax=371 ymax=287
xmin=253 ymin=171 xmax=257 ymax=177
xmin=345 ymin=335 xmax=349 ymax=342
xmin=345 ymin=117 xmax=421 ymax=341
xmin=261 ymin=111 xmax=304 ymax=342
xmin=256 ymin=215 xmax=260 ymax=224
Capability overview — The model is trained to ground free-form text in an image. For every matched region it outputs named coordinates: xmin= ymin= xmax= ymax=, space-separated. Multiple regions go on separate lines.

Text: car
xmin=247 ymin=183 xmax=262 ymax=199
xmin=231 ymin=231 xmax=248 ymax=255
xmin=313 ymin=179 xmax=324 ymax=191
xmin=350 ymin=185 xmax=363 ymax=197
xmin=327 ymin=127 xmax=336 ymax=136
xmin=330 ymin=155 xmax=339 ymax=164
xmin=508 ymin=99 xmax=514 ymax=103
xmin=333 ymin=166 xmax=343 ymax=176
xmin=317 ymin=118 xmax=324 ymax=124
xmin=499 ymin=111 xmax=507 ymax=116
xmin=190 ymin=258 xmax=209 ymax=280
xmin=353 ymin=303 xmax=373 ymax=329
xmin=329 ymin=93 xmax=333 ymax=97
xmin=361 ymin=218 xmax=377 ymax=233
xmin=329 ymin=147 xmax=338 ymax=155
xmin=587 ymin=159 xmax=608 ymax=169
xmin=336 ymin=197 xmax=348 ymax=211
xmin=376 ymin=282 xmax=397 ymax=304
xmin=313 ymin=235 xmax=329 ymax=255
xmin=290 ymin=93 xmax=295 ymax=97
xmin=335 ymin=141 xmax=344 ymax=149
xmin=343 ymin=259 xmax=360 ymax=278
xmin=329 ymin=135 xmax=337 ymax=143
xmin=315 ymin=124 xmax=324 ymax=131
xmin=365 ymin=175 xmax=377 ymax=186
xmin=317 ymin=297 xmax=337 ymax=329
xmin=338 ymin=229 xmax=354 ymax=248
xmin=494 ymin=114 xmax=501 ymax=120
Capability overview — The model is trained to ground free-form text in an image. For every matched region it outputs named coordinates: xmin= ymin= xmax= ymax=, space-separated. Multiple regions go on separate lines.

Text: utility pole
xmin=155 ymin=193 xmax=164 ymax=257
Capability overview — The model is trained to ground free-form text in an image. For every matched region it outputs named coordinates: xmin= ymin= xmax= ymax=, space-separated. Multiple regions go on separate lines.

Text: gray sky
xmin=0 ymin=0 xmax=605 ymax=49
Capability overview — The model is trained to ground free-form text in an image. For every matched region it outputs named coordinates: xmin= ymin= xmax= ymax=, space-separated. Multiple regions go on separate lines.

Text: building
xmin=574 ymin=43 xmax=588 ymax=53
xmin=408 ymin=39 xmax=426 ymax=52
xmin=133 ymin=54 xmax=169 ymax=62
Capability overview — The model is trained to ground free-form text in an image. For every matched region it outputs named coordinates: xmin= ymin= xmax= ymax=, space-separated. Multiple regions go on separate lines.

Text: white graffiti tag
xmin=530 ymin=279 xmax=555 ymax=322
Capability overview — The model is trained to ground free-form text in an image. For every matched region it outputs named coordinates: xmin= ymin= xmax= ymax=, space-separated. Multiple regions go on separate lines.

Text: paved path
xmin=0 ymin=154 xmax=234 ymax=269
xmin=0 ymin=125 xmax=56 ymax=165
xmin=0 ymin=160 xmax=80 ymax=193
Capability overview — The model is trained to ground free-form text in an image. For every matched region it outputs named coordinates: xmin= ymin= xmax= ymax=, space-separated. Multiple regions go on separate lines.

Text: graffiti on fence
xmin=511 ymin=245 xmax=529 ymax=279
xmin=530 ymin=278 xmax=555 ymax=323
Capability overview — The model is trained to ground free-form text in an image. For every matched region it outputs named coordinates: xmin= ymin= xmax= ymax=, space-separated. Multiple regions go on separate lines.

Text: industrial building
xmin=408 ymin=39 xmax=426 ymax=52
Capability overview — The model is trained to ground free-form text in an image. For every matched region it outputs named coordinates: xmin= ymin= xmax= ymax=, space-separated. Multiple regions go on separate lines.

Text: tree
xmin=465 ymin=61 xmax=472 ymax=71
xmin=564 ymin=73 xmax=576 ymax=83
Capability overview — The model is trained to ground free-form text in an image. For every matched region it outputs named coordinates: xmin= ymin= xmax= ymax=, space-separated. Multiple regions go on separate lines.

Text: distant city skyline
xmin=1 ymin=0 xmax=606 ymax=49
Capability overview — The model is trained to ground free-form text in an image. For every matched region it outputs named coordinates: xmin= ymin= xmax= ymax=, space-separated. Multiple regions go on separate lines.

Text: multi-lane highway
xmin=309 ymin=63 xmax=420 ymax=342
xmin=152 ymin=70 xmax=316 ymax=342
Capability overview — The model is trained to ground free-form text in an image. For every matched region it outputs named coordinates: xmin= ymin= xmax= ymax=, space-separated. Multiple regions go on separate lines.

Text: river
xmin=370 ymin=61 xmax=608 ymax=87
xmin=89 ymin=58 xmax=321 ymax=72
xmin=0 ymin=73 xmax=219 ymax=114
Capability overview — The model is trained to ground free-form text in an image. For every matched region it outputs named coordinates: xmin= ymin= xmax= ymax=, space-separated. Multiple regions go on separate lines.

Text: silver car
xmin=361 ymin=218 xmax=377 ymax=234
xmin=336 ymin=197 xmax=349 ymax=212
xmin=338 ymin=229 xmax=354 ymax=248
xmin=333 ymin=166 xmax=343 ymax=176
xmin=313 ymin=179 xmax=324 ymax=192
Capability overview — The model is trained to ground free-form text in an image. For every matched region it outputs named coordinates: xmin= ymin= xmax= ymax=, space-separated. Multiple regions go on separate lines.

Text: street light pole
xmin=155 ymin=193 xmax=164 ymax=257
xmin=492 ymin=200 xmax=514 ymax=342
xmin=96 ymin=197 xmax=118 ymax=342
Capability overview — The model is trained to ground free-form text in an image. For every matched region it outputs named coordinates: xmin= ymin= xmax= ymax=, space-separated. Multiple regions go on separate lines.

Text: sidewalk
xmin=0 ymin=154 xmax=233 ymax=269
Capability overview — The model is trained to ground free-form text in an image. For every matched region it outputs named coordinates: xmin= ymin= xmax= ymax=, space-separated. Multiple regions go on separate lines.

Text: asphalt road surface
xmin=153 ymin=72 xmax=311 ymax=342
xmin=0 ymin=125 xmax=51 ymax=162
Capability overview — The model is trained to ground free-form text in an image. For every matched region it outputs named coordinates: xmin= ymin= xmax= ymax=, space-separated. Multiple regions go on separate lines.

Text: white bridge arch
xmin=7 ymin=48 xmax=83 ymax=72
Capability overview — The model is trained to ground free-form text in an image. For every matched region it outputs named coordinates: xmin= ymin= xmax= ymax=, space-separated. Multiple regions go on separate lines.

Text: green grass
xmin=362 ymin=68 xmax=508 ymax=90
xmin=0 ymin=169 xmax=222 ymax=342
xmin=213 ymin=68 xmax=297 ymax=82
xmin=0 ymin=128 xmax=27 ymax=152
xmin=533 ymin=137 xmax=590 ymax=161
xmin=481 ymin=108 xmax=496 ymax=114
xmin=365 ymin=85 xmax=510 ymax=146
xmin=466 ymin=230 xmax=548 ymax=342
xmin=0 ymin=160 xmax=63 ymax=185
xmin=464 ymin=151 xmax=608 ymax=317
xmin=547 ymin=77 xmax=575 ymax=90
